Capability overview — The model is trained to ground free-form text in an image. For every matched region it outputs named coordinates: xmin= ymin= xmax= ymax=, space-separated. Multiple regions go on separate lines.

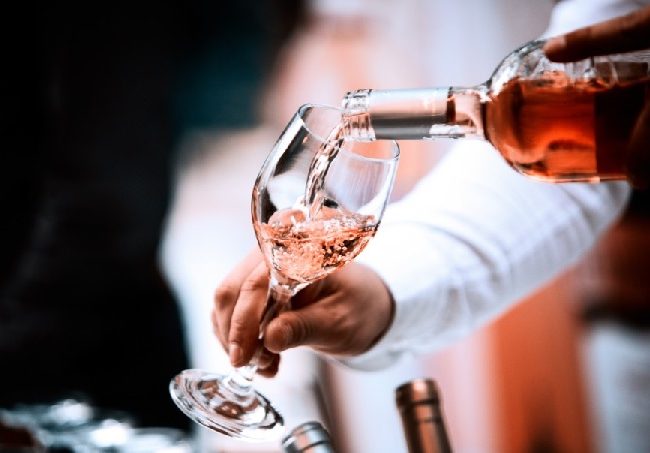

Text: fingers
xmin=214 ymin=255 xmax=395 ymax=375
xmin=227 ymin=260 xmax=271 ymax=367
xmin=263 ymin=264 xmax=395 ymax=357
xmin=212 ymin=249 xmax=264 ymax=352
xmin=264 ymin=300 xmax=376 ymax=356
xmin=544 ymin=6 xmax=650 ymax=62
xmin=263 ymin=282 xmax=341 ymax=354
xmin=628 ymin=101 xmax=650 ymax=189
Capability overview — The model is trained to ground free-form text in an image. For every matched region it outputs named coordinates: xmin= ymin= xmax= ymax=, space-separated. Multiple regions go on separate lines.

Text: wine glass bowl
xmin=253 ymin=105 xmax=399 ymax=290
xmin=170 ymin=104 xmax=399 ymax=442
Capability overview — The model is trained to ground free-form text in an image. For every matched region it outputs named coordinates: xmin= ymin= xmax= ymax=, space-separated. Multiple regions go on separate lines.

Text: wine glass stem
xmin=226 ymin=280 xmax=294 ymax=393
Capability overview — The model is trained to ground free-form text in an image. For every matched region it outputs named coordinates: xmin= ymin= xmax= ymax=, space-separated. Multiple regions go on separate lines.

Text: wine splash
xmin=254 ymin=122 xmax=378 ymax=286
xmin=304 ymin=124 xmax=346 ymax=219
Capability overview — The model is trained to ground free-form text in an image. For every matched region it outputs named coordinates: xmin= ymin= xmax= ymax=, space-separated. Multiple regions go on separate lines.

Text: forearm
xmin=340 ymin=0 xmax=645 ymax=372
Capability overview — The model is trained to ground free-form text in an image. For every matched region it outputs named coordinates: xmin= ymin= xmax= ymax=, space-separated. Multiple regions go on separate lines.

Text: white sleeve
xmin=345 ymin=140 xmax=630 ymax=370
xmin=340 ymin=0 xmax=644 ymax=371
xmin=338 ymin=0 xmax=649 ymax=370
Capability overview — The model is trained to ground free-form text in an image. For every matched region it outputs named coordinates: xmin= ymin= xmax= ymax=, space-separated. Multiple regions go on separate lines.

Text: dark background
xmin=0 ymin=0 xmax=302 ymax=429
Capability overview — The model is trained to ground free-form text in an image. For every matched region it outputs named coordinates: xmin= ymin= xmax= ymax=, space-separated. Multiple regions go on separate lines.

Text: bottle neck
xmin=342 ymin=86 xmax=487 ymax=141
xmin=282 ymin=421 xmax=335 ymax=453
xmin=395 ymin=379 xmax=453 ymax=453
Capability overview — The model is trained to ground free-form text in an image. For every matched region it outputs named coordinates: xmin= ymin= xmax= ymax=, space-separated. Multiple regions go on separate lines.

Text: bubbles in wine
xmin=258 ymin=206 xmax=376 ymax=286
xmin=257 ymin=120 xmax=377 ymax=286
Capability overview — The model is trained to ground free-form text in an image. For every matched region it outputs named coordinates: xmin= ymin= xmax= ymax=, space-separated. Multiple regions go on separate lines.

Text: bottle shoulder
xmin=488 ymin=40 xmax=547 ymax=94
xmin=488 ymin=39 xmax=650 ymax=95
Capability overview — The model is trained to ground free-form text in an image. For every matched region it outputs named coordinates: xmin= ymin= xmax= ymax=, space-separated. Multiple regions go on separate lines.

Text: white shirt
xmin=345 ymin=0 xmax=648 ymax=371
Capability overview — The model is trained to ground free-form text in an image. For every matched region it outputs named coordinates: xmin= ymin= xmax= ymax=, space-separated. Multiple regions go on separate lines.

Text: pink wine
xmin=256 ymin=206 xmax=376 ymax=285
xmin=343 ymin=39 xmax=650 ymax=183
xmin=486 ymin=73 xmax=650 ymax=181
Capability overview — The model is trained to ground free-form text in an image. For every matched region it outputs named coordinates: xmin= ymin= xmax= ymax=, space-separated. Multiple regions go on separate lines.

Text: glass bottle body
xmin=343 ymin=40 xmax=650 ymax=183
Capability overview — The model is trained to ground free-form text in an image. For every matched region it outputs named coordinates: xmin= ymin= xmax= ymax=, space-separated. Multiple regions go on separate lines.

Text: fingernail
xmin=229 ymin=343 xmax=242 ymax=366
xmin=543 ymin=35 xmax=566 ymax=55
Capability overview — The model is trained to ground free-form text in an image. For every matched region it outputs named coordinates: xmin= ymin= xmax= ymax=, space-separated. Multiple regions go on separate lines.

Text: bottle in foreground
xmin=343 ymin=41 xmax=650 ymax=183
xmin=282 ymin=421 xmax=336 ymax=453
xmin=395 ymin=378 xmax=453 ymax=453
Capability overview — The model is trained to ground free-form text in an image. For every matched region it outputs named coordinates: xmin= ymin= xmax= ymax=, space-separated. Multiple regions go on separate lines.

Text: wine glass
xmin=169 ymin=104 xmax=399 ymax=442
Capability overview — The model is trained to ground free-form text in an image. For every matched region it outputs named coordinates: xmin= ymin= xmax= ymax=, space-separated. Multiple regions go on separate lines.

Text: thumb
xmin=264 ymin=310 xmax=323 ymax=353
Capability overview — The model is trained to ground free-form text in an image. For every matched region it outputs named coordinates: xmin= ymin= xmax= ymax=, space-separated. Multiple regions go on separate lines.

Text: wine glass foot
xmin=169 ymin=369 xmax=284 ymax=442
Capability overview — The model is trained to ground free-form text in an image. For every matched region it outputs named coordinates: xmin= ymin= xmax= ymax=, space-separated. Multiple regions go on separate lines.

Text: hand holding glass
xmin=169 ymin=104 xmax=399 ymax=441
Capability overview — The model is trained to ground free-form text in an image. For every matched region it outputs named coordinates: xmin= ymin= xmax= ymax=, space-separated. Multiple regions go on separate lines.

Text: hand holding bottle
xmin=212 ymin=249 xmax=394 ymax=377
xmin=544 ymin=6 xmax=650 ymax=188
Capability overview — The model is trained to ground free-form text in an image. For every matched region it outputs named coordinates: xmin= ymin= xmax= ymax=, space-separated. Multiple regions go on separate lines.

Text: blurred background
xmin=2 ymin=0 xmax=649 ymax=452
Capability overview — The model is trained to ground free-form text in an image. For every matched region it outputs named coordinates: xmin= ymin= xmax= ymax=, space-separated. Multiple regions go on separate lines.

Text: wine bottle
xmin=395 ymin=378 xmax=452 ymax=453
xmin=342 ymin=40 xmax=650 ymax=183
xmin=282 ymin=421 xmax=336 ymax=453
